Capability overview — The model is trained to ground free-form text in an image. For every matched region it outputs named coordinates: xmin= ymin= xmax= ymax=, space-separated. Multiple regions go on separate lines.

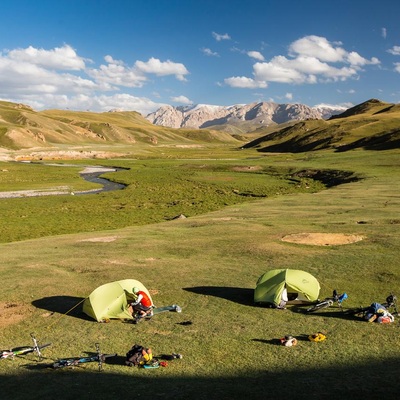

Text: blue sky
xmin=0 ymin=0 xmax=399 ymax=115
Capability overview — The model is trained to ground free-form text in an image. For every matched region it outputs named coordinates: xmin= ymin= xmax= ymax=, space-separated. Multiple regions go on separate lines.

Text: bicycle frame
xmin=0 ymin=333 xmax=51 ymax=361
xmin=53 ymin=343 xmax=116 ymax=371
xmin=306 ymin=290 xmax=348 ymax=313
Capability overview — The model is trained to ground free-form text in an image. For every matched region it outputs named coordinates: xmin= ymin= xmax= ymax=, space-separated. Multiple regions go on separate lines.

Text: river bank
xmin=0 ymin=166 xmax=126 ymax=198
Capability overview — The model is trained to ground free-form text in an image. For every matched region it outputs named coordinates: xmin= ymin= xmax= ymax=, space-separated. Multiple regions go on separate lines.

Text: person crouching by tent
xmin=128 ymin=287 xmax=154 ymax=319
xmin=277 ymin=286 xmax=288 ymax=309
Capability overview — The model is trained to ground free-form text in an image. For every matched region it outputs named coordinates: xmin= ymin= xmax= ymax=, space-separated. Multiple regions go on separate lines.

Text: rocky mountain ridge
xmin=146 ymin=101 xmax=347 ymax=130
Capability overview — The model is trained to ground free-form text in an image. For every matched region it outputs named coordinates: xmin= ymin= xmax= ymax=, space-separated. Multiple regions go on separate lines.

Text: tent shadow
xmin=183 ymin=286 xmax=254 ymax=306
xmin=32 ymin=296 xmax=92 ymax=321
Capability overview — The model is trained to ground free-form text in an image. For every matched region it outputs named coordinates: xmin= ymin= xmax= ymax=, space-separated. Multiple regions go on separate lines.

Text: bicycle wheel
xmin=306 ymin=300 xmax=333 ymax=312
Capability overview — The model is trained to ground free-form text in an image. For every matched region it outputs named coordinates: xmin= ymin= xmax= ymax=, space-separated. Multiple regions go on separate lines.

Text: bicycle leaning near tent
xmin=306 ymin=289 xmax=348 ymax=313
xmin=52 ymin=343 xmax=116 ymax=371
xmin=343 ymin=293 xmax=398 ymax=321
xmin=0 ymin=333 xmax=51 ymax=361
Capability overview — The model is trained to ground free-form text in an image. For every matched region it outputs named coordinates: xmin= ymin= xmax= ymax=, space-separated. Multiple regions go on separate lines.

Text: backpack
xmin=125 ymin=344 xmax=153 ymax=367
xmin=368 ymin=302 xmax=387 ymax=314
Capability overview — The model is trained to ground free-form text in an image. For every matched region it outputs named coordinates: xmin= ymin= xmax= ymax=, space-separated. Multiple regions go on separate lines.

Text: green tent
xmin=82 ymin=279 xmax=152 ymax=322
xmin=254 ymin=269 xmax=320 ymax=306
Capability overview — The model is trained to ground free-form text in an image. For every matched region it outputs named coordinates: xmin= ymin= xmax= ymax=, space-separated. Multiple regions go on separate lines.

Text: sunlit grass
xmin=0 ymin=148 xmax=399 ymax=399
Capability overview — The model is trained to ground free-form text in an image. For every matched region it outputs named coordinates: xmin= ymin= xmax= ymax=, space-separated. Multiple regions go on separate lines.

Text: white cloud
xmin=225 ymin=35 xmax=380 ymax=89
xmin=285 ymin=93 xmax=293 ymax=101
xmin=201 ymin=48 xmax=219 ymax=57
xmin=87 ymin=56 xmax=147 ymax=88
xmin=212 ymin=32 xmax=231 ymax=41
xmin=0 ymin=45 xmax=189 ymax=114
xmin=394 ymin=63 xmax=400 ymax=73
xmin=0 ymin=56 xmax=96 ymax=95
xmin=135 ymin=57 xmax=189 ymax=81
xmin=7 ymin=44 xmax=86 ymax=70
xmin=247 ymin=51 xmax=264 ymax=61
xmin=289 ymin=36 xmax=347 ymax=63
xmin=224 ymin=76 xmax=267 ymax=89
xmin=170 ymin=95 xmax=192 ymax=104
xmin=382 ymin=28 xmax=387 ymax=39
xmin=388 ymin=46 xmax=400 ymax=55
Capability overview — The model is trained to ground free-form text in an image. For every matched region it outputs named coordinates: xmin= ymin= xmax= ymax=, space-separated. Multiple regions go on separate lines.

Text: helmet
xmin=132 ymin=287 xmax=140 ymax=293
xmin=308 ymin=332 xmax=326 ymax=342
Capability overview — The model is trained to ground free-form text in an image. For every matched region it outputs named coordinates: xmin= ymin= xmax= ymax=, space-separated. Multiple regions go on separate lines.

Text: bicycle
xmin=306 ymin=289 xmax=348 ymax=313
xmin=52 ymin=343 xmax=117 ymax=371
xmin=343 ymin=293 xmax=398 ymax=319
xmin=0 ymin=333 xmax=51 ymax=361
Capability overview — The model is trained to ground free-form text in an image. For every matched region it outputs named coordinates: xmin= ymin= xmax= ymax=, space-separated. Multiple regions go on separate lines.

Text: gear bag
xmin=126 ymin=344 xmax=153 ymax=367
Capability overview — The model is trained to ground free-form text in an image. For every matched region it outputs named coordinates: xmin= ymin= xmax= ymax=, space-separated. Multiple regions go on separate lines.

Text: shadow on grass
xmin=32 ymin=296 xmax=92 ymax=321
xmin=290 ymin=305 xmax=366 ymax=321
xmin=4 ymin=357 xmax=400 ymax=400
xmin=183 ymin=286 xmax=254 ymax=306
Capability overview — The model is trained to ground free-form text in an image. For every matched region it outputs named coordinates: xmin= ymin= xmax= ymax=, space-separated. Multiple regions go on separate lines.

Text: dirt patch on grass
xmin=78 ymin=236 xmax=118 ymax=243
xmin=0 ymin=302 xmax=27 ymax=328
xmin=281 ymin=233 xmax=365 ymax=246
xmin=232 ymin=165 xmax=263 ymax=172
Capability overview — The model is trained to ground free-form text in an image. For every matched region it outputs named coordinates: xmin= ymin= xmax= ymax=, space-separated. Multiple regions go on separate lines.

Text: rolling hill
xmin=242 ymin=99 xmax=400 ymax=152
xmin=0 ymin=99 xmax=399 ymax=158
xmin=0 ymin=101 xmax=241 ymax=153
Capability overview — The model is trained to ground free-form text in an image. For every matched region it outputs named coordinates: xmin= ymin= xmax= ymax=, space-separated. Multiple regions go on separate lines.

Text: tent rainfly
xmin=82 ymin=279 xmax=151 ymax=322
xmin=254 ymin=269 xmax=320 ymax=306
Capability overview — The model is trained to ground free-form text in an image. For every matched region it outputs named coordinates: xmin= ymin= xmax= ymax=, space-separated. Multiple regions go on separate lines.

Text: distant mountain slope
xmin=0 ymin=101 xmax=241 ymax=151
xmin=146 ymin=101 xmax=346 ymax=131
xmin=242 ymin=99 xmax=400 ymax=152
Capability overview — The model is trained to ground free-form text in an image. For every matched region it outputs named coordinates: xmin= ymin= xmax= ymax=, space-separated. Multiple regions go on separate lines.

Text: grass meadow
xmin=0 ymin=146 xmax=399 ymax=399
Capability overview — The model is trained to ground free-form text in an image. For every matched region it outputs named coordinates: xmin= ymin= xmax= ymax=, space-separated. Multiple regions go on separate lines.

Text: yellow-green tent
xmin=82 ymin=279 xmax=152 ymax=322
xmin=254 ymin=269 xmax=320 ymax=306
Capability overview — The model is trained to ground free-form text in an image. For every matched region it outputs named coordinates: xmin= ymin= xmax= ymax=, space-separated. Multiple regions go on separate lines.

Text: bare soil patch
xmin=281 ymin=232 xmax=365 ymax=246
xmin=0 ymin=302 xmax=28 ymax=328
xmin=78 ymin=236 xmax=118 ymax=243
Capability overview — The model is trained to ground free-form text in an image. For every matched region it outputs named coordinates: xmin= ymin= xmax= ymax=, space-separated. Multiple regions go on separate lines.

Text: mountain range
xmin=145 ymin=101 xmax=347 ymax=131
xmin=0 ymin=99 xmax=399 ymax=159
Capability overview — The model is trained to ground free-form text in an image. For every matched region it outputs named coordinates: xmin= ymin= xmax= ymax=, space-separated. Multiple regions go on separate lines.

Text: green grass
xmin=0 ymin=156 xmax=326 ymax=243
xmin=0 ymin=147 xmax=399 ymax=399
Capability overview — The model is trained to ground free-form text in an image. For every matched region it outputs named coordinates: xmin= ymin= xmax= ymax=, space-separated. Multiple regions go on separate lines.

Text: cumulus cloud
xmin=285 ymin=93 xmax=293 ymax=101
xmin=212 ymin=32 xmax=231 ymax=41
xmin=135 ymin=57 xmax=189 ymax=81
xmin=170 ymin=95 xmax=192 ymax=104
xmin=0 ymin=44 xmax=190 ymax=114
xmin=394 ymin=63 xmax=400 ymax=73
xmin=225 ymin=35 xmax=380 ymax=89
xmin=224 ymin=76 xmax=267 ymax=89
xmin=86 ymin=56 xmax=147 ymax=88
xmin=7 ymin=44 xmax=86 ymax=70
xmin=388 ymin=45 xmax=400 ymax=55
xmin=201 ymin=48 xmax=219 ymax=57
xmin=247 ymin=51 xmax=264 ymax=61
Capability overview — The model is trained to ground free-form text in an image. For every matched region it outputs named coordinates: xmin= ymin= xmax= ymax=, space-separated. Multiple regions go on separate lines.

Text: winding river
xmin=0 ymin=165 xmax=127 ymax=199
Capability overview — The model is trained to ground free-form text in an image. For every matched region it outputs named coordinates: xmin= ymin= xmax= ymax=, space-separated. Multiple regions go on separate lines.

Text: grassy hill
xmin=1 ymin=99 xmax=400 ymax=157
xmin=0 ymin=101 xmax=241 ymax=153
xmin=243 ymin=99 xmax=400 ymax=152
